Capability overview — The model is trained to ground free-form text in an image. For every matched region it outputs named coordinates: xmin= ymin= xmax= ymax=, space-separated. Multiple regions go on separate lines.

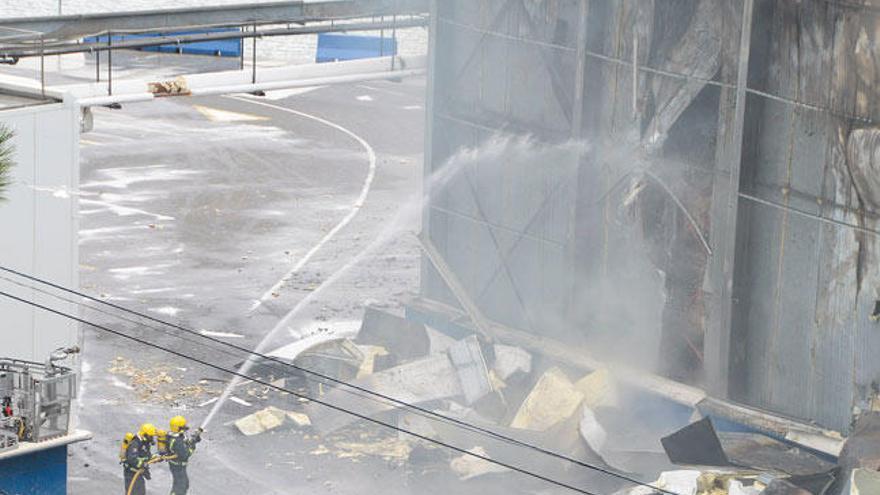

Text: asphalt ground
xmin=59 ymin=54 xmax=620 ymax=495
xmin=68 ymin=78 xmax=440 ymax=494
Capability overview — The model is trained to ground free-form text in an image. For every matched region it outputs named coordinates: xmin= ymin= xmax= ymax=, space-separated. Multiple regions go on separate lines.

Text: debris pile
xmin=108 ymin=356 xmax=219 ymax=405
xmin=226 ymin=308 xmax=871 ymax=494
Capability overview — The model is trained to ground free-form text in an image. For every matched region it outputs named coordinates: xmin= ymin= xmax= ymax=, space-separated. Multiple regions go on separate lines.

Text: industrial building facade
xmin=417 ymin=0 xmax=880 ymax=433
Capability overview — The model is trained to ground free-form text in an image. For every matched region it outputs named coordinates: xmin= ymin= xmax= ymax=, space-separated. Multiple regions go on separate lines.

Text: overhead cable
xmin=0 ymin=288 xmax=606 ymax=495
xmin=0 ymin=265 xmax=678 ymax=495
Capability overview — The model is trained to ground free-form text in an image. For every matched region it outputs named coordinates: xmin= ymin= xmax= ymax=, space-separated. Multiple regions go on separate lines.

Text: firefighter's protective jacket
xmin=167 ymin=432 xmax=196 ymax=467
xmin=124 ymin=435 xmax=152 ymax=472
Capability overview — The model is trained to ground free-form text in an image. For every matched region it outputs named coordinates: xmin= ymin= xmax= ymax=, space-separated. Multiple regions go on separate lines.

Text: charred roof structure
xmin=414 ymin=0 xmax=880 ymax=435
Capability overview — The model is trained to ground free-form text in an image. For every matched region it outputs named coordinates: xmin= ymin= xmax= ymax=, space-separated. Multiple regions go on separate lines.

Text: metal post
xmin=564 ymin=0 xmax=590 ymax=330
xmin=251 ymin=23 xmax=257 ymax=84
xmin=95 ymin=46 xmax=100 ymax=82
xmin=240 ymin=25 xmax=245 ymax=70
xmin=571 ymin=0 xmax=589 ymax=138
xmin=40 ymin=37 xmax=45 ymax=99
xmin=107 ymin=32 xmax=112 ymax=96
xmin=632 ymin=30 xmax=638 ymax=118
xmin=391 ymin=14 xmax=397 ymax=70
xmin=420 ymin=0 xmax=440 ymax=287
xmin=705 ymin=0 xmax=755 ymax=397
xmin=380 ymin=14 xmax=385 ymax=57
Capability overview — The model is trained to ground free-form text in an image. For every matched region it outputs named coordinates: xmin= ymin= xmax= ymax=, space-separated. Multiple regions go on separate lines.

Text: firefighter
xmin=166 ymin=416 xmax=202 ymax=495
xmin=124 ymin=423 xmax=157 ymax=495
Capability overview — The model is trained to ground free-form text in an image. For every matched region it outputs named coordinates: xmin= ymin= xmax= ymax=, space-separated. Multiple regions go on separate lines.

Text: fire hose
xmin=125 ymin=429 xmax=202 ymax=495
xmin=126 ymin=455 xmax=169 ymax=495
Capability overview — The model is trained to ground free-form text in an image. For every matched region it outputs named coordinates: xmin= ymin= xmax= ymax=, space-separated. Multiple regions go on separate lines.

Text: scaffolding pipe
xmin=0 ymin=17 xmax=427 ymax=59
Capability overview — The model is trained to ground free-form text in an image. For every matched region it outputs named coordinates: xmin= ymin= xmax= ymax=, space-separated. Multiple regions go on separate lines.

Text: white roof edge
xmin=0 ymin=429 xmax=92 ymax=462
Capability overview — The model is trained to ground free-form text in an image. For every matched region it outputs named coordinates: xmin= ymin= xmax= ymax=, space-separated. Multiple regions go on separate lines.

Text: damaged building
xmin=412 ymin=0 xmax=880 ymax=442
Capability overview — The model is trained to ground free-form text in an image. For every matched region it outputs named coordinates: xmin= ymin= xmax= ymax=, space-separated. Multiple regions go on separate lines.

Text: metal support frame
xmin=418 ymin=234 xmax=495 ymax=341
xmin=0 ymin=17 xmax=427 ymax=59
xmin=420 ymin=0 xmax=439 ymax=249
xmin=565 ymin=0 xmax=590 ymax=322
xmin=39 ymin=37 xmax=45 ymax=98
xmin=391 ymin=14 xmax=398 ymax=70
xmin=460 ymin=167 xmax=538 ymax=332
xmin=471 ymin=178 xmax=572 ymax=305
xmin=0 ymin=0 xmax=429 ymax=42
xmin=251 ymin=23 xmax=257 ymax=85
xmin=515 ymin=0 xmax=574 ymax=125
xmin=705 ymin=0 xmax=755 ymax=397
xmin=239 ymin=25 xmax=245 ymax=71
xmin=441 ymin=6 xmax=513 ymax=108
xmin=107 ymin=32 xmax=112 ymax=96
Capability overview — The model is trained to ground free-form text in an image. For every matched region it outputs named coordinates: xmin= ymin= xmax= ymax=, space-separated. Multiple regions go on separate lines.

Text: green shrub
xmin=0 ymin=124 xmax=12 ymax=201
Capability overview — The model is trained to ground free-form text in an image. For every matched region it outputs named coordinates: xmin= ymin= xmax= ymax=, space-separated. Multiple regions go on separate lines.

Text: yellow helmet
xmin=139 ymin=423 xmax=157 ymax=438
xmin=170 ymin=415 xmax=188 ymax=433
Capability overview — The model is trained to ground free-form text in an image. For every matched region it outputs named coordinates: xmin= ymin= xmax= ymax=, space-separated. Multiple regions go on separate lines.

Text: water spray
xmin=201 ymin=136 xmax=585 ymax=430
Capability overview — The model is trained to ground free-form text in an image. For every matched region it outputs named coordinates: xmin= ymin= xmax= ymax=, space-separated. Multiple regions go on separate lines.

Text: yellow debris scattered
xmin=107 ymin=356 xmax=217 ymax=405
xmin=510 ymin=367 xmax=584 ymax=431
xmin=574 ymin=368 xmax=619 ymax=409
xmin=355 ymin=345 xmax=389 ymax=379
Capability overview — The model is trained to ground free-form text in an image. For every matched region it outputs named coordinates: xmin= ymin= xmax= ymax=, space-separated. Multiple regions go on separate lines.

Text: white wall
xmin=0 ymin=101 xmax=79 ymax=363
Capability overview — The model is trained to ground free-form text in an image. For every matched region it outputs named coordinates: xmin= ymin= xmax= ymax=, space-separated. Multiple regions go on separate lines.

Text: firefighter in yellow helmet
xmin=165 ymin=416 xmax=202 ymax=495
xmin=123 ymin=423 xmax=157 ymax=495
xmin=118 ymin=432 xmax=135 ymax=493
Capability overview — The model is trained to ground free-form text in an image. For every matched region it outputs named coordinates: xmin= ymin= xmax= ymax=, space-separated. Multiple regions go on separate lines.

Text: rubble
xmin=148 ymin=76 xmax=190 ymax=96
xmin=356 ymin=307 xmax=429 ymax=361
xmin=661 ymin=417 xmax=835 ymax=476
xmin=286 ymin=411 xmax=312 ymax=427
xmin=254 ymin=311 xmax=853 ymax=491
xmin=426 ymin=326 xmax=457 ymax=353
xmin=355 ymin=345 xmax=389 ymax=378
xmin=334 ymin=437 xmax=412 ymax=464
xmin=307 ymin=352 xmax=464 ymax=434
xmin=661 ymin=417 xmax=730 ymax=467
xmin=728 ymin=480 xmax=762 ymax=495
xmin=510 ymin=367 xmax=584 ymax=431
xmin=234 ymin=406 xmax=287 ymax=436
xmin=449 ymin=446 xmax=510 ymax=480
xmin=448 ymin=335 xmax=493 ymax=404
xmin=578 ymin=406 xmax=609 ymax=460
xmin=653 ymin=470 xmax=701 ymax=495
xmin=294 ymin=338 xmax=364 ymax=393
xmin=574 ymin=368 xmax=618 ymax=409
xmin=762 ymin=479 xmax=813 ymax=495
xmin=308 ymin=333 xmax=494 ymax=433
xmin=107 ymin=356 xmax=218 ymax=405
xmin=492 ymin=344 xmax=531 ymax=380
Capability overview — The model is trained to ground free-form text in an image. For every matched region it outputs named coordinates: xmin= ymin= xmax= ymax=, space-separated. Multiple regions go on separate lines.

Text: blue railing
xmin=316 ymin=33 xmax=397 ymax=63
xmin=85 ymin=28 xmax=242 ymax=58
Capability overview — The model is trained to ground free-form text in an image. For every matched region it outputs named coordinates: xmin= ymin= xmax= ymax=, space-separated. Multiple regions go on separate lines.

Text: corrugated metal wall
xmin=422 ymin=0 xmax=880 ymax=433
xmin=421 ymin=0 xmax=583 ymax=342
xmin=730 ymin=0 xmax=880 ymax=432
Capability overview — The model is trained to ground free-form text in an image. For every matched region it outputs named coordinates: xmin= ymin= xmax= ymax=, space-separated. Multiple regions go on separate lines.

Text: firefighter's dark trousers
xmin=170 ymin=464 xmax=189 ymax=495
xmin=124 ymin=468 xmax=145 ymax=495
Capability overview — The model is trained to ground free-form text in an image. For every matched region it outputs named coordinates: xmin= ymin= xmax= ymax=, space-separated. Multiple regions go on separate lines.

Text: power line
xmin=0 ymin=265 xmax=678 ymax=495
xmin=0 ymin=288 xmax=605 ymax=495
xmin=0 ymin=273 xmax=402 ymax=414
